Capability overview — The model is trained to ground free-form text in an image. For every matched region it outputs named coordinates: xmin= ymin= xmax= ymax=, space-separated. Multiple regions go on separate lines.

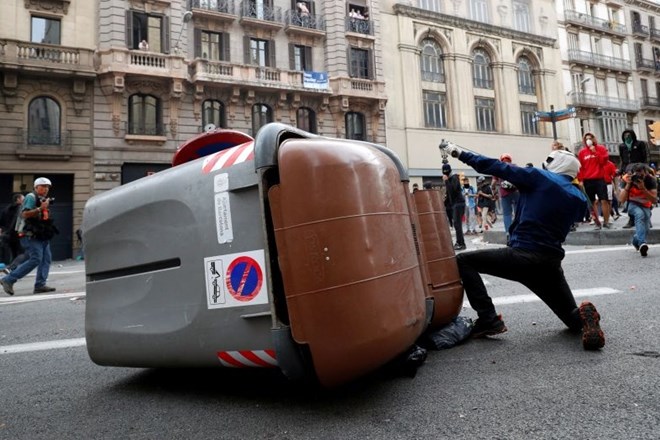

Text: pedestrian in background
xmin=577 ymin=133 xmax=611 ymax=229
xmin=604 ymin=160 xmax=620 ymax=221
xmin=1 ymin=178 xmax=58 ymax=296
xmin=618 ymin=129 xmax=649 ymax=229
xmin=476 ymin=176 xmax=495 ymax=232
xmin=0 ymin=193 xmax=27 ymax=274
xmin=442 ymin=163 xmax=466 ymax=250
xmin=462 ymin=177 xmax=478 ymax=235
xmin=439 ymin=141 xmax=605 ymax=350
xmin=618 ymin=164 xmax=657 ymax=257
xmin=492 ymin=153 xmax=519 ymax=239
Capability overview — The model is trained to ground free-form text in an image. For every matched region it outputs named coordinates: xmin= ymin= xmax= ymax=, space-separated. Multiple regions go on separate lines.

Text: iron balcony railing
xmin=18 ymin=128 xmax=72 ymax=150
xmin=125 ymin=121 xmax=166 ymax=136
xmin=632 ymin=23 xmax=649 ymax=37
xmin=651 ymin=28 xmax=660 ymax=42
xmin=284 ymin=9 xmax=325 ymax=31
xmin=642 ymin=96 xmax=660 ymax=108
xmin=518 ymin=84 xmax=536 ymax=95
xmin=564 ymin=10 xmax=627 ymax=35
xmin=240 ymin=1 xmax=282 ymax=23
xmin=345 ymin=17 xmax=373 ymax=35
xmin=190 ymin=0 xmax=235 ymax=14
xmin=567 ymin=49 xmax=631 ymax=72
xmin=421 ymin=70 xmax=445 ymax=83
xmin=569 ymin=92 xmax=640 ymax=112
xmin=636 ymin=57 xmax=654 ymax=71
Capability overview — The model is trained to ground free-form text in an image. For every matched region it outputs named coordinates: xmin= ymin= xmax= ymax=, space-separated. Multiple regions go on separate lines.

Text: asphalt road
xmin=1 ymin=242 xmax=659 ymax=440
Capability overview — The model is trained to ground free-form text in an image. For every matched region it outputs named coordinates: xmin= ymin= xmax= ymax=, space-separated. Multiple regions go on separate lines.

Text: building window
xmin=245 ymin=37 xmax=276 ymax=67
xmin=513 ymin=0 xmax=531 ymax=33
xmin=296 ymin=107 xmax=317 ymax=133
xmin=472 ymin=49 xmax=493 ymax=89
xmin=349 ymin=47 xmax=371 ymax=79
xmin=517 ymin=56 xmax=535 ymax=95
xmin=419 ymin=0 xmax=441 ymax=13
xmin=423 ymin=91 xmax=447 ymax=129
xmin=598 ymin=110 xmax=628 ymax=151
xmin=290 ymin=44 xmax=312 ymax=71
xmin=346 ymin=112 xmax=366 ymax=140
xmin=469 ymin=0 xmax=489 ymax=23
xmin=199 ymin=31 xmax=230 ymax=61
xmin=475 ymin=98 xmax=495 ymax=132
xmin=252 ymin=103 xmax=273 ymax=135
xmin=27 ymin=96 xmax=61 ymax=145
xmin=128 ymin=94 xmax=163 ymax=135
xmin=520 ymin=103 xmax=538 ymax=135
xmin=420 ymin=39 xmax=445 ymax=83
xmin=127 ymin=11 xmax=168 ymax=53
xmin=202 ymin=100 xmax=226 ymax=130
xmin=31 ymin=16 xmax=61 ymax=45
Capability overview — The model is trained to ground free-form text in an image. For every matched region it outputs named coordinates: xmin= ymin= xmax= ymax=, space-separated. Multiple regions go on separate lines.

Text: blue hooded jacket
xmin=458 ymin=151 xmax=588 ymax=258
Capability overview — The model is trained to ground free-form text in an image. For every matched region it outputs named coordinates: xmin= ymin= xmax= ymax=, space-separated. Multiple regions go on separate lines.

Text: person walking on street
xmin=462 ymin=177 xmax=478 ymax=235
xmin=618 ymin=129 xmax=649 ymax=228
xmin=438 ymin=141 xmax=605 ymax=350
xmin=492 ymin=153 xmax=519 ymax=239
xmin=0 ymin=193 xmax=27 ymax=274
xmin=577 ymin=133 xmax=611 ymax=229
xmin=1 ymin=178 xmax=58 ymax=296
xmin=442 ymin=163 xmax=466 ymax=250
xmin=618 ymin=164 xmax=657 ymax=257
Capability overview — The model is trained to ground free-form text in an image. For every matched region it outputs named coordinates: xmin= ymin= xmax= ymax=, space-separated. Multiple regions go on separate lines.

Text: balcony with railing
xmin=568 ymin=92 xmax=640 ymax=112
xmin=632 ymin=22 xmax=649 ymax=38
xmin=651 ymin=28 xmax=660 ymax=43
xmin=329 ymin=77 xmax=386 ymax=100
xmin=190 ymin=0 xmax=237 ymax=23
xmin=420 ymin=70 xmax=445 ymax=83
xmin=567 ymin=49 xmax=631 ymax=72
xmin=284 ymin=9 xmax=325 ymax=37
xmin=239 ymin=1 xmax=283 ymax=31
xmin=345 ymin=17 xmax=373 ymax=36
xmin=0 ymin=39 xmax=95 ymax=77
xmin=641 ymin=96 xmax=660 ymax=110
xmin=96 ymin=48 xmax=188 ymax=80
xmin=189 ymin=59 xmax=332 ymax=94
xmin=15 ymin=128 xmax=73 ymax=159
xmin=563 ymin=10 xmax=626 ymax=36
xmin=124 ymin=121 xmax=167 ymax=144
xmin=636 ymin=57 xmax=655 ymax=72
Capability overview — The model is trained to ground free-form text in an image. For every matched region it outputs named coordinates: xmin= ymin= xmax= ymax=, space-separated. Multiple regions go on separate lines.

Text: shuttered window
xmin=126 ymin=10 xmax=169 ymax=53
xmin=195 ymin=30 xmax=230 ymax=60
xmin=289 ymin=44 xmax=312 ymax=71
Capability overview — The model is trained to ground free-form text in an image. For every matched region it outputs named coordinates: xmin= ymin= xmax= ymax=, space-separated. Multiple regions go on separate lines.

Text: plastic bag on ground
xmin=418 ymin=316 xmax=474 ymax=350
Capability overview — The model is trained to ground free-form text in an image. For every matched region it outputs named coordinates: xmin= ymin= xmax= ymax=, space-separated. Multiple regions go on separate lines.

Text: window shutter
xmin=367 ymin=49 xmax=373 ymax=79
xmin=162 ymin=15 xmax=170 ymax=53
xmin=222 ymin=32 xmax=230 ymax=61
xmin=244 ymin=35 xmax=251 ymax=64
xmin=269 ymin=40 xmax=276 ymax=68
xmin=126 ymin=10 xmax=134 ymax=49
xmin=347 ymin=47 xmax=353 ymax=78
xmin=194 ymin=28 xmax=202 ymax=58
xmin=310 ymin=1 xmax=315 ymax=16
xmin=289 ymin=43 xmax=295 ymax=70
xmin=304 ymin=46 xmax=312 ymax=71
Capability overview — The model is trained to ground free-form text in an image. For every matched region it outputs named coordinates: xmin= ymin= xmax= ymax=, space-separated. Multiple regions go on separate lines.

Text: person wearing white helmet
xmin=1 ymin=177 xmax=57 ymax=296
xmin=438 ymin=142 xmax=605 ymax=350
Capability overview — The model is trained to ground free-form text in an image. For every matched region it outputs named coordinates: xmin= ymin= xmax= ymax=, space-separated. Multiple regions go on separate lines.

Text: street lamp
xmin=173 ymin=10 xmax=193 ymax=54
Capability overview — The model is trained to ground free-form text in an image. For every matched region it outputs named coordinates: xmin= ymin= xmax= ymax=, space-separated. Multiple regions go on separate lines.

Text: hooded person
xmin=437 ymin=141 xmax=605 ymax=351
xmin=441 ymin=162 xmax=466 ymax=250
xmin=618 ymin=129 xmax=649 ymax=173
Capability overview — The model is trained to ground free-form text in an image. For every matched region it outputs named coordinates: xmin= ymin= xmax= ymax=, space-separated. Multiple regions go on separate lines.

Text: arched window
xmin=472 ymin=48 xmax=493 ymax=89
xmin=252 ymin=103 xmax=273 ymax=135
xmin=345 ymin=112 xmax=365 ymax=140
xmin=128 ymin=94 xmax=162 ymax=135
xmin=517 ymin=56 xmax=536 ymax=95
xmin=420 ymin=39 xmax=444 ymax=83
xmin=27 ymin=96 xmax=61 ymax=145
xmin=202 ymin=100 xmax=226 ymax=130
xmin=296 ymin=107 xmax=317 ymax=133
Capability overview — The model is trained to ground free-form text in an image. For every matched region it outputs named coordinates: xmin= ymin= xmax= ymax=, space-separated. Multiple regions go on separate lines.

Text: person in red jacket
xmin=577 ymin=133 xmax=611 ymax=229
xmin=603 ymin=159 xmax=621 ymax=220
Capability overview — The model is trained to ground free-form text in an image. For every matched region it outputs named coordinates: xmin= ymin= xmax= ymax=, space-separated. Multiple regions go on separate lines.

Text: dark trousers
xmin=452 ymin=203 xmax=466 ymax=246
xmin=456 ymin=247 xmax=582 ymax=331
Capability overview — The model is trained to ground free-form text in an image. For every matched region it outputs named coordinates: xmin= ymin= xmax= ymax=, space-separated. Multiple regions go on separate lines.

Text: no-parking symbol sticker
xmin=204 ymin=249 xmax=269 ymax=310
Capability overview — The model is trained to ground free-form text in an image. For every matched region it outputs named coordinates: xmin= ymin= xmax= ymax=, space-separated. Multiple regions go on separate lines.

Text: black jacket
xmin=445 ymin=174 xmax=464 ymax=207
xmin=618 ymin=129 xmax=649 ymax=171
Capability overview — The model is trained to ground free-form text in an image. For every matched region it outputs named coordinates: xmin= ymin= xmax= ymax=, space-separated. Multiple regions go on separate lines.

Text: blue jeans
xmin=501 ymin=191 xmax=519 ymax=234
xmin=628 ymin=203 xmax=651 ymax=247
xmin=2 ymin=236 xmax=51 ymax=287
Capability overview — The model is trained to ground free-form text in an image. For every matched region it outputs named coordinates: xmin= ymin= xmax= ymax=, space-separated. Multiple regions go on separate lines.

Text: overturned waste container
xmin=84 ymin=123 xmax=461 ymax=387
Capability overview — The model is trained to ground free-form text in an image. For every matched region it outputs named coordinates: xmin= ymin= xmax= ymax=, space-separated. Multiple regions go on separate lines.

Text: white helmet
xmin=542 ymin=150 xmax=580 ymax=179
xmin=34 ymin=177 xmax=52 ymax=187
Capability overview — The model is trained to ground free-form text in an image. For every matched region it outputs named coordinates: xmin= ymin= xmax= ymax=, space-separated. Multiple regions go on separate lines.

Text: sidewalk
xmin=478 ymin=214 xmax=660 ymax=246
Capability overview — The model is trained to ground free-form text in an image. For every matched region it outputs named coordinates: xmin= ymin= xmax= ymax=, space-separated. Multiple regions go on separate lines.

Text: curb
xmin=483 ymin=229 xmax=660 ymax=246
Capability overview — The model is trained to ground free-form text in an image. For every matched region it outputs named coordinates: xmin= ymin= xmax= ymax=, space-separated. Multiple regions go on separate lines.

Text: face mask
xmin=442 ymin=170 xmax=450 ymax=176
xmin=586 ymin=139 xmax=593 ymax=147
xmin=463 ymin=184 xmax=470 ymax=188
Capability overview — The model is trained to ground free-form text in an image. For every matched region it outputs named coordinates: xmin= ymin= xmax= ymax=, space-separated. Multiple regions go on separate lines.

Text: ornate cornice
xmin=392 ymin=3 xmax=556 ymax=48
xmin=624 ymin=0 xmax=660 ymax=14
xmin=24 ymin=0 xmax=70 ymax=15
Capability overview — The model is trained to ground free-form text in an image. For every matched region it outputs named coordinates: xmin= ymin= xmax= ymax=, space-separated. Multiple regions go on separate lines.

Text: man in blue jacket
xmin=439 ymin=142 xmax=605 ymax=350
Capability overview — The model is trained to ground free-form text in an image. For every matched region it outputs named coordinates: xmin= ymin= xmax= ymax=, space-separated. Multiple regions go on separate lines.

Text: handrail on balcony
xmin=567 ymin=49 xmax=631 ymax=71
xmin=240 ymin=1 xmax=282 ymax=23
xmin=632 ymin=23 xmax=649 ymax=36
xmin=569 ymin=92 xmax=640 ymax=112
xmin=651 ymin=28 xmax=660 ymax=41
xmin=636 ymin=57 xmax=654 ymax=70
xmin=255 ymin=67 xmax=280 ymax=81
xmin=345 ymin=17 xmax=373 ymax=35
xmin=642 ymin=96 xmax=660 ymax=108
xmin=284 ymin=9 xmax=325 ymax=31
xmin=129 ymin=50 xmax=168 ymax=69
xmin=190 ymin=0 xmax=235 ymax=15
xmin=199 ymin=59 xmax=234 ymax=76
xmin=564 ymin=10 xmax=626 ymax=34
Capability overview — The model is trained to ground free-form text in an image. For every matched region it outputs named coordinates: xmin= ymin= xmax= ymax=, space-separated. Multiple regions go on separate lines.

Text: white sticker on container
xmin=215 ymin=192 xmax=233 ymax=244
xmin=214 ymin=173 xmax=229 ymax=193
xmin=204 ymin=249 xmax=269 ymax=310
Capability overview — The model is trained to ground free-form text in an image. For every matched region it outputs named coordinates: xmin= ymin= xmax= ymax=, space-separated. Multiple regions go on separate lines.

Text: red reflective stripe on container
xmin=217 ymin=351 xmax=244 ymax=368
xmin=217 ymin=350 xmax=278 ymax=368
